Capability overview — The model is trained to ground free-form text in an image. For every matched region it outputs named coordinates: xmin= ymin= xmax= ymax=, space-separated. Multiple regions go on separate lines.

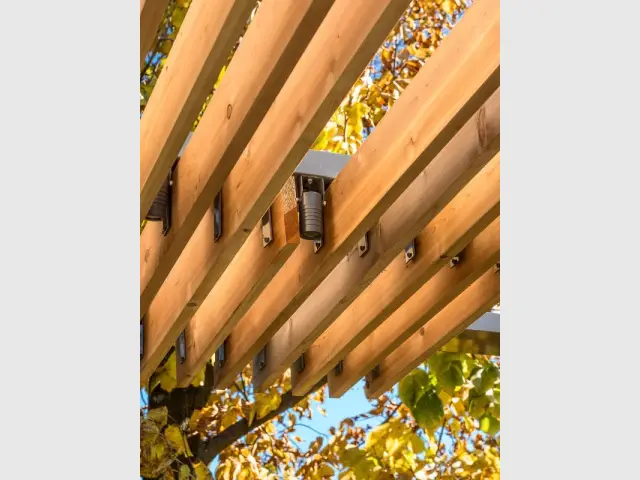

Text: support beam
xmin=140 ymin=0 xmax=170 ymax=70
xmin=214 ymin=0 xmax=500 ymax=388
xmin=175 ymin=192 xmax=299 ymax=387
xmin=365 ymin=268 xmax=500 ymax=399
xmin=140 ymin=0 xmax=336 ymax=308
xmin=253 ymin=151 xmax=500 ymax=391
xmin=140 ymin=0 xmax=413 ymax=383
xmin=320 ymin=218 xmax=500 ymax=397
xmin=140 ymin=0 xmax=255 ymax=222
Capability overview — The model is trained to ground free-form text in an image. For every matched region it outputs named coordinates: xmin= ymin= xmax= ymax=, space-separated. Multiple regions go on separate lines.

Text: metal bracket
xmin=334 ymin=360 xmax=344 ymax=376
xmin=449 ymin=255 xmax=460 ymax=268
xmin=145 ymin=171 xmax=172 ymax=236
xmin=295 ymin=174 xmax=326 ymax=253
xmin=177 ymin=331 xmax=186 ymax=364
xmin=216 ymin=341 xmax=226 ymax=369
xmin=357 ymin=232 xmax=369 ymax=257
xmin=404 ymin=239 xmax=416 ymax=264
xmin=365 ymin=365 xmax=381 ymax=388
xmin=213 ymin=191 xmax=222 ymax=242
xmin=494 ymin=262 xmax=500 ymax=273
xmin=295 ymin=354 xmax=305 ymax=373
xmin=261 ymin=207 xmax=273 ymax=247
xmin=256 ymin=346 xmax=267 ymax=371
xmin=140 ymin=319 xmax=144 ymax=361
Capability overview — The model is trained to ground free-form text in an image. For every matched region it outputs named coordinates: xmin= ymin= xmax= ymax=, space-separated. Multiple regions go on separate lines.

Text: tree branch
xmin=198 ymin=377 xmax=328 ymax=465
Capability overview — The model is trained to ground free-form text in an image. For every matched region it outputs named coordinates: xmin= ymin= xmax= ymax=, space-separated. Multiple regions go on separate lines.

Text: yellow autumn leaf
xmin=441 ymin=0 xmax=456 ymax=15
xmin=265 ymin=421 xmax=276 ymax=435
xmin=148 ymin=407 xmax=168 ymax=428
xmin=194 ymin=462 xmax=212 ymax=480
xmin=191 ymin=364 xmax=206 ymax=387
xmin=255 ymin=391 xmax=281 ymax=419
xmin=158 ymin=353 xmax=178 ymax=392
xmin=165 ymin=425 xmax=193 ymax=457
xmin=179 ymin=464 xmax=191 ymax=480
xmin=220 ymin=410 xmax=237 ymax=431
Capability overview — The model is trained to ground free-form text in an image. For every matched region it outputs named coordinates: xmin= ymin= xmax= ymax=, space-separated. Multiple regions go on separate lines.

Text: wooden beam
xmin=253 ymin=151 xmax=500 ymax=391
xmin=175 ymin=192 xmax=299 ymax=387
xmin=140 ymin=0 xmax=255 ymax=222
xmin=214 ymin=0 xmax=500 ymax=389
xmin=140 ymin=0 xmax=336 ymax=309
xmin=140 ymin=0 xmax=415 ymax=384
xmin=320 ymin=217 xmax=500 ymax=397
xmin=140 ymin=0 xmax=170 ymax=70
xmin=365 ymin=268 xmax=500 ymax=399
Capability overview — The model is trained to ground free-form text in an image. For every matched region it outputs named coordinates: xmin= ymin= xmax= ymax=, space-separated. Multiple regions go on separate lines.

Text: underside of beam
xmin=365 ymin=268 xmax=500 ymax=399
xmin=140 ymin=0 xmax=413 ymax=384
xmin=213 ymin=0 xmax=500 ymax=389
xmin=253 ymin=151 xmax=500 ymax=391
xmin=140 ymin=0 xmax=336 ymax=311
xmin=175 ymin=192 xmax=299 ymax=387
xmin=322 ymin=218 xmax=500 ymax=397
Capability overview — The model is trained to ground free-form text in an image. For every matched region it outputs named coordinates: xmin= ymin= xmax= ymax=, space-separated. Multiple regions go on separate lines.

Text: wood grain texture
xmin=140 ymin=0 xmax=414 ymax=384
xmin=175 ymin=193 xmax=299 ymax=387
xmin=140 ymin=0 xmax=170 ymax=70
xmin=140 ymin=0 xmax=255 ymax=222
xmin=365 ymin=268 xmax=500 ymax=399
xmin=320 ymin=218 xmax=500 ymax=397
xmin=215 ymin=0 xmax=500 ymax=389
xmin=140 ymin=0 xmax=336 ymax=309
xmin=252 ymin=150 xmax=500 ymax=392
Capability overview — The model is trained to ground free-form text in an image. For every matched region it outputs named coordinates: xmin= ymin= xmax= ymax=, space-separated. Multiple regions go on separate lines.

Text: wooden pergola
xmin=140 ymin=0 xmax=500 ymax=400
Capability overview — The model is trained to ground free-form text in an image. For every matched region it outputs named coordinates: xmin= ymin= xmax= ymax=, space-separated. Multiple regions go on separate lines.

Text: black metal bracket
xmin=145 ymin=170 xmax=173 ymax=236
xmin=357 ymin=232 xmax=369 ymax=257
xmin=334 ymin=360 xmax=344 ymax=376
xmin=213 ymin=191 xmax=222 ymax=242
xmin=256 ymin=346 xmax=267 ymax=371
xmin=261 ymin=207 xmax=273 ymax=247
xmin=365 ymin=365 xmax=381 ymax=388
xmin=140 ymin=319 xmax=144 ymax=361
xmin=216 ymin=340 xmax=226 ymax=369
xmin=295 ymin=174 xmax=326 ymax=253
xmin=177 ymin=331 xmax=186 ymax=364
xmin=494 ymin=262 xmax=500 ymax=273
xmin=449 ymin=255 xmax=460 ymax=268
xmin=404 ymin=239 xmax=416 ymax=264
xmin=295 ymin=353 xmax=305 ymax=373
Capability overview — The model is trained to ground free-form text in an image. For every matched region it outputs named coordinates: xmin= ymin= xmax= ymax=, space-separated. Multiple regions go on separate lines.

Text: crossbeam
xmin=365 ymin=269 xmax=500 ymax=399
xmin=140 ymin=0 xmax=255 ymax=222
xmin=318 ymin=218 xmax=499 ymax=397
xmin=140 ymin=0 xmax=414 ymax=384
xmin=140 ymin=0 xmax=336 ymax=311
xmin=140 ymin=0 xmax=170 ymax=70
xmin=214 ymin=0 xmax=500 ymax=388
xmin=253 ymin=151 xmax=500 ymax=391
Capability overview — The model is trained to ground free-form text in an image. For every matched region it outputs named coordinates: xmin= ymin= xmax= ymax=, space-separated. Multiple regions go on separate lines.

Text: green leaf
xmin=398 ymin=369 xmax=429 ymax=408
xmin=480 ymin=415 xmax=500 ymax=436
xmin=411 ymin=389 xmax=444 ymax=432
xmin=471 ymin=363 xmax=500 ymax=394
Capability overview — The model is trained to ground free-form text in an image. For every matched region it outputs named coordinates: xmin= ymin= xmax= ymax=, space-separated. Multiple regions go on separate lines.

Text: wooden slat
xmin=140 ymin=0 xmax=170 ymax=70
xmin=365 ymin=268 xmax=500 ymax=399
xmin=140 ymin=0 xmax=255 ymax=222
xmin=140 ymin=0 xmax=336 ymax=309
xmin=175 ymin=192 xmax=299 ymax=387
xmin=214 ymin=0 xmax=500 ymax=389
xmin=253 ymin=151 xmax=500 ymax=391
xmin=319 ymin=217 xmax=500 ymax=397
xmin=140 ymin=0 xmax=415 ymax=384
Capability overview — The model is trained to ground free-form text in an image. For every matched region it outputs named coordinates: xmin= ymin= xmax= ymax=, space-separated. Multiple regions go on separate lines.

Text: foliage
xmin=140 ymin=1 xmax=500 ymax=478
